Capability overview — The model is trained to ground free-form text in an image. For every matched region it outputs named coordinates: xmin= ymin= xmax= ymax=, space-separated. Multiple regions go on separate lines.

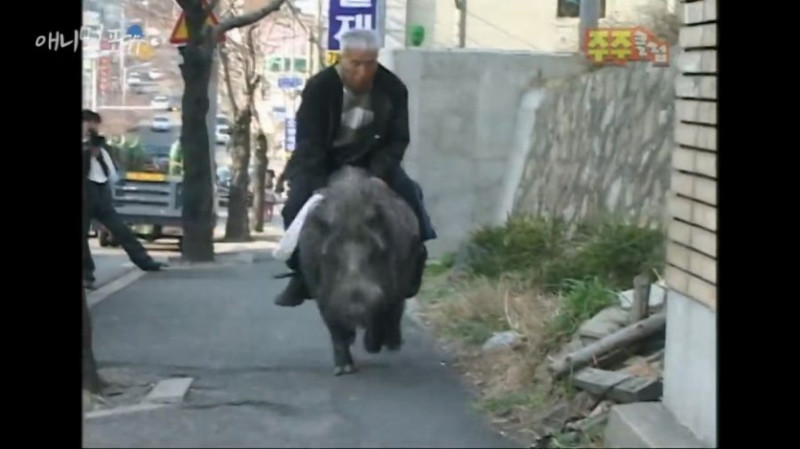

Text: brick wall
xmin=665 ymin=0 xmax=717 ymax=310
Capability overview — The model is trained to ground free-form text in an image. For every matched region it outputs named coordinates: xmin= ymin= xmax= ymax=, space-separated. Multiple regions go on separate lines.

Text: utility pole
xmin=457 ymin=0 xmax=467 ymax=48
xmin=120 ymin=7 xmax=127 ymax=105
xmin=578 ymin=0 xmax=600 ymax=52
xmin=316 ymin=0 xmax=324 ymax=68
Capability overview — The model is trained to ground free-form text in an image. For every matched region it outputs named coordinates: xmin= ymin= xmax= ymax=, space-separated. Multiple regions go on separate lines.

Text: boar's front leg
xmin=324 ymin=319 xmax=356 ymax=376
xmin=384 ymin=300 xmax=405 ymax=351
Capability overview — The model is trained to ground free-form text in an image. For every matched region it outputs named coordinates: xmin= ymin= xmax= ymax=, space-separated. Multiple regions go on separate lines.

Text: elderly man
xmin=275 ymin=28 xmax=436 ymax=307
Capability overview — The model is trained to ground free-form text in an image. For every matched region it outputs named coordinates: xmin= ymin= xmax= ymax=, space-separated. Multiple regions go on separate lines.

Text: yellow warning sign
xmin=325 ymin=51 xmax=340 ymax=66
xmin=169 ymin=1 xmax=225 ymax=45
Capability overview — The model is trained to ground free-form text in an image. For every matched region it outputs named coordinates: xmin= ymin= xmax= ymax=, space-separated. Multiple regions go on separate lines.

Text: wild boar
xmin=298 ymin=166 xmax=422 ymax=375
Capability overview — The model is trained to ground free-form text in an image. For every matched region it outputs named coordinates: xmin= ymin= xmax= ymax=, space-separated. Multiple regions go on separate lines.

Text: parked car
xmin=150 ymin=95 xmax=169 ymax=110
xmin=151 ymin=115 xmax=171 ymax=132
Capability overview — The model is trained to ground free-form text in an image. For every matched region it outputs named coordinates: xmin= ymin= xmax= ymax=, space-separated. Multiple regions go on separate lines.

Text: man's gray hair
xmin=340 ymin=28 xmax=382 ymax=52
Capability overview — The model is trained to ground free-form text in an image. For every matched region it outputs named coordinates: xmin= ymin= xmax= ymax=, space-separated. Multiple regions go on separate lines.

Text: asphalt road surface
xmin=84 ymin=259 xmax=518 ymax=448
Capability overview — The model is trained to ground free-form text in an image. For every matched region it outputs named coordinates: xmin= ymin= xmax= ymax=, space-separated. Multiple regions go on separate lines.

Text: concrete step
xmin=605 ymin=402 xmax=709 ymax=448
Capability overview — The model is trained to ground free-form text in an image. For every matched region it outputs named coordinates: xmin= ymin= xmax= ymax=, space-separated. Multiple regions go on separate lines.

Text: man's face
xmin=339 ymin=48 xmax=379 ymax=94
xmin=83 ymin=119 xmax=99 ymax=138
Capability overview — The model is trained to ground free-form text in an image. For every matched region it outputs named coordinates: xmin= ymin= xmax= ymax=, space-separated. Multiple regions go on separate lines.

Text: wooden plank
xmin=676 ymin=122 xmax=716 ymax=150
xmin=676 ymin=75 xmax=717 ymax=100
xmin=665 ymin=265 xmax=717 ymax=311
xmin=676 ymin=99 xmax=716 ymax=125
xmin=678 ymin=50 xmax=716 ymax=73
xmin=681 ymin=0 xmax=717 ymax=25
xmin=679 ymin=23 xmax=716 ymax=48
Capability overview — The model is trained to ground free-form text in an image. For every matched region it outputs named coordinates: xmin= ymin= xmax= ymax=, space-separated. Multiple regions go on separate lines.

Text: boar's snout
xmin=331 ymin=279 xmax=384 ymax=323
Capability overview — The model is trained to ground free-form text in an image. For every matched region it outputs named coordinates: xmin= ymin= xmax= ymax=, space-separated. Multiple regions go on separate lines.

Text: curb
xmin=87 ymin=269 xmax=147 ymax=308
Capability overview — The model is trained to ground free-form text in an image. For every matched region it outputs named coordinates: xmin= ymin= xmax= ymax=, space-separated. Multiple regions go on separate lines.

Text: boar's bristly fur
xmin=298 ymin=166 xmax=422 ymax=376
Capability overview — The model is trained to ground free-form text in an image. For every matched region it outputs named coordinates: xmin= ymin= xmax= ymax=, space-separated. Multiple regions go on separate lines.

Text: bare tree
xmin=220 ymin=21 xmax=259 ymax=240
xmin=175 ymin=0 xmax=288 ymax=260
xmin=251 ymin=131 xmax=270 ymax=232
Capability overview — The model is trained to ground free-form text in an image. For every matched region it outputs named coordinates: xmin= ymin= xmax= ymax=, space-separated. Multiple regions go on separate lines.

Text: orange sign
xmin=583 ymin=26 xmax=669 ymax=67
xmin=169 ymin=0 xmax=225 ymax=44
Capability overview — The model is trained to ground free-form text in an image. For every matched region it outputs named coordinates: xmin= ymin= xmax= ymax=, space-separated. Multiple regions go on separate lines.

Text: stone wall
xmin=510 ymin=58 xmax=679 ymax=228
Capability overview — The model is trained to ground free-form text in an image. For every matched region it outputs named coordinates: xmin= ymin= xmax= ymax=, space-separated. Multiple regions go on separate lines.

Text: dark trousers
xmin=281 ymin=166 xmax=436 ymax=271
xmin=83 ymin=181 xmax=153 ymax=281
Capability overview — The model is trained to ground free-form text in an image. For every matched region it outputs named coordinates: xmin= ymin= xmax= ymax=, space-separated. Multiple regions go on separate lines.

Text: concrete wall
xmin=510 ymin=57 xmax=679 ymax=227
xmin=389 ymin=49 xmax=585 ymax=256
xmin=662 ymin=0 xmax=717 ymax=447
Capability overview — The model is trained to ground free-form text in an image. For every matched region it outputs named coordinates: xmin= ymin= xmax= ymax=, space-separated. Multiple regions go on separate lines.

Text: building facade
xmin=663 ymin=0 xmax=717 ymax=446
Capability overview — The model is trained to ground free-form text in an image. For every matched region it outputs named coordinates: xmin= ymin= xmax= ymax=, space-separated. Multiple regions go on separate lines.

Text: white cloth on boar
xmin=273 ymin=193 xmax=325 ymax=262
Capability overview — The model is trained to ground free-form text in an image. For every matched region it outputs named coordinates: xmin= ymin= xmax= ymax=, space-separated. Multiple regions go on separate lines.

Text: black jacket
xmin=285 ymin=64 xmax=410 ymax=184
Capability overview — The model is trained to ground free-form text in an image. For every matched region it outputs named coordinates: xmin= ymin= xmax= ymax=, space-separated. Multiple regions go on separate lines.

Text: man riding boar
xmin=274 ymin=28 xmax=437 ymax=307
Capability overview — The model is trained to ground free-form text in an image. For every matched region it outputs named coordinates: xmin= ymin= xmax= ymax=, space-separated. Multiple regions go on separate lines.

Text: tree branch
xmin=204 ymin=0 xmax=220 ymax=16
xmin=213 ymin=0 xmax=289 ymax=41
xmin=219 ymin=42 xmax=240 ymax=115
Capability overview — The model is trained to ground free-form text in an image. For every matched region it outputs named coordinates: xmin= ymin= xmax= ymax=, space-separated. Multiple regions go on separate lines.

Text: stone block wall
xmin=511 ymin=58 xmax=679 ymax=228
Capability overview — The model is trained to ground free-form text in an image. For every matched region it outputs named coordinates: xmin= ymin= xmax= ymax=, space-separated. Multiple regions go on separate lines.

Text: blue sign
xmin=277 ymin=76 xmax=303 ymax=89
xmin=285 ymin=118 xmax=296 ymax=152
xmin=327 ymin=0 xmax=378 ymax=51
xmin=126 ymin=24 xmax=144 ymax=39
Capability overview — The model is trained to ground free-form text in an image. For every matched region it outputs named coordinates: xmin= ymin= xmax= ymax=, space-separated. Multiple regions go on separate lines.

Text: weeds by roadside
xmin=416 ymin=215 xmax=665 ymax=447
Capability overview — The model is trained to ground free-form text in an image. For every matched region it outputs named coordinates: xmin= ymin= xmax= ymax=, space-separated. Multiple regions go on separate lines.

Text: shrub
xmin=462 ymin=215 xmax=665 ymax=292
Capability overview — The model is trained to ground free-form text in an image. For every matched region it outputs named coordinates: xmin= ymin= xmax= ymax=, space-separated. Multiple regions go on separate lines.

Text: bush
xmin=466 ymin=216 xmax=569 ymax=279
xmin=462 ymin=215 xmax=665 ymax=292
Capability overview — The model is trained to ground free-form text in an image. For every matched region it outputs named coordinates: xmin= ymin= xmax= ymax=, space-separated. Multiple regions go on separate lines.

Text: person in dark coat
xmin=83 ymin=110 xmax=165 ymax=289
xmin=274 ymin=28 xmax=436 ymax=307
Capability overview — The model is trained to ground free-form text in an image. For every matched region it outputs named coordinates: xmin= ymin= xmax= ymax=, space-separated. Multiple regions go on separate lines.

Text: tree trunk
xmin=179 ymin=42 xmax=217 ymax=261
xmin=82 ymin=289 xmax=104 ymax=393
xmin=252 ymin=132 xmax=268 ymax=232
xmin=224 ymin=109 xmax=252 ymax=241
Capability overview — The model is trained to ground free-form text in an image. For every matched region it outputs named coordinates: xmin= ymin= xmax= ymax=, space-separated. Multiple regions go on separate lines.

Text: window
xmin=293 ymin=57 xmax=308 ymax=73
xmin=557 ymin=0 xmax=606 ymax=18
xmin=267 ymin=56 xmax=284 ymax=73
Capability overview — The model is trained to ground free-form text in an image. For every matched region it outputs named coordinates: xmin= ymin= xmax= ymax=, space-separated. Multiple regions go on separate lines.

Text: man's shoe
xmin=140 ymin=261 xmax=167 ymax=271
xmin=274 ymin=275 xmax=309 ymax=307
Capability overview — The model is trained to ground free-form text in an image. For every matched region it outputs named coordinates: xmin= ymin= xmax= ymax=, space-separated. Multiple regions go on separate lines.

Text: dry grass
xmin=417 ymin=273 xmax=591 ymax=444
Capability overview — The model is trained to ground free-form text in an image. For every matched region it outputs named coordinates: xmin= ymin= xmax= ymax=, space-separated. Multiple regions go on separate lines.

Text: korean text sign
xmin=327 ymin=0 xmax=378 ymax=51
xmin=583 ymin=26 xmax=669 ymax=67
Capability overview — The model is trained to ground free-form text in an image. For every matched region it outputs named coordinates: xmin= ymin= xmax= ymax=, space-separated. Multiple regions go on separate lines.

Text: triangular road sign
xmin=169 ymin=0 xmax=226 ymax=44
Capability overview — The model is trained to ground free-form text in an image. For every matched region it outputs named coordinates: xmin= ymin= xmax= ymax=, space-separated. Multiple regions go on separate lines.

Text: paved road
xmin=84 ymin=259 xmax=517 ymax=448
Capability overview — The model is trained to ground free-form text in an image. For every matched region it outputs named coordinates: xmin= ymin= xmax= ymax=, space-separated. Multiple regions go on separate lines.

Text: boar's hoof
xmin=333 ymin=364 xmax=356 ymax=376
